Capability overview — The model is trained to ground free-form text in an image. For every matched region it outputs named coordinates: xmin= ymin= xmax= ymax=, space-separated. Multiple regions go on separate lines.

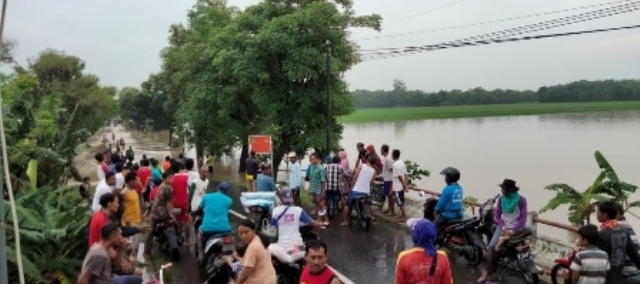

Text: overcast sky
xmin=7 ymin=0 xmax=640 ymax=92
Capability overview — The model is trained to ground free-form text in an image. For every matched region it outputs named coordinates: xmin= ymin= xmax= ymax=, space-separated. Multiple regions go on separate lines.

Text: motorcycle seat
xmin=504 ymin=231 xmax=532 ymax=246
xmin=444 ymin=218 xmax=465 ymax=225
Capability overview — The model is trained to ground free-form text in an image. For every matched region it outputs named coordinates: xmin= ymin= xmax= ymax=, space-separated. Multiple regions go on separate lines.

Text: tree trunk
xmin=272 ymin=145 xmax=288 ymax=183
xmin=239 ymin=142 xmax=248 ymax=173
xmin=168 ymin=128 xmax=173 ymax=147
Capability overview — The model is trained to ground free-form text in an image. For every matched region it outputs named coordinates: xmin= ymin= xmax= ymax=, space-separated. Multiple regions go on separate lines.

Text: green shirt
xmin=309 ymin=164 xmax=326 ymax=194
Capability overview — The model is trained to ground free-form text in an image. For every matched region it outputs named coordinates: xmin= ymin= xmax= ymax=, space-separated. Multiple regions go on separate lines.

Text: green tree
xmin=162 ymin=0 xmax=381 ymax=175
xmin=539 ymin=150 xmax=639 ymax=225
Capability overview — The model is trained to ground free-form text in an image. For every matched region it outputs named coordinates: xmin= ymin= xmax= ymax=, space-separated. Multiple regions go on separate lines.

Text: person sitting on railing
xmin=477 ymin=179 xmax=528 ymax=283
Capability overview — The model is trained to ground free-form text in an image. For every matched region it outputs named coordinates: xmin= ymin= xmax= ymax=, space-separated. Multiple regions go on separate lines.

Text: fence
xmin=406 ymin=186 xmax=576 ymax=270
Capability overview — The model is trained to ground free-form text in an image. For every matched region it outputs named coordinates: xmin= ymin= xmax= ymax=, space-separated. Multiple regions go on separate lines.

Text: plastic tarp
xmin=240 ymin=192 xmax=280 ymax=213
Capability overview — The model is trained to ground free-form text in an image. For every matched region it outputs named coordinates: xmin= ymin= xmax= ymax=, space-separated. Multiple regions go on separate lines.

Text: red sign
xmin=249 ymin=135 xmax=272 ymax=154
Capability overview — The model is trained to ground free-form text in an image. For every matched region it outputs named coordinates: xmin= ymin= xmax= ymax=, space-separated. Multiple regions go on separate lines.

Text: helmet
xmin=440 ymin=167 xmax=460 ymax=184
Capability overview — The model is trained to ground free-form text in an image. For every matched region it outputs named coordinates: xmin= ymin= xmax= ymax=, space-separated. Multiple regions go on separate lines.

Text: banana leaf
xmin=26 ymin=159 xmax=37 ymax=191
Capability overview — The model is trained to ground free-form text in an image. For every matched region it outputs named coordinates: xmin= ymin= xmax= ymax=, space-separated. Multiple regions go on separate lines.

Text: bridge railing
xmin=407 ymin=186 xmax=576 ymax=269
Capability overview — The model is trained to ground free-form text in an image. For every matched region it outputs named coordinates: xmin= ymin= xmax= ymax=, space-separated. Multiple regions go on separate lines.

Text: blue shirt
xmin=256 ymin=174 xmax=277 ymax=192
xmin=289 ymin=162 xmax=302 ymax=188
xmin=434 ymin=183 xmax=464 ymax=219
xmin=199 ymin=192 xmax=233 ymax=233
xmin=151 ymin=167 xmax=162 ymax=182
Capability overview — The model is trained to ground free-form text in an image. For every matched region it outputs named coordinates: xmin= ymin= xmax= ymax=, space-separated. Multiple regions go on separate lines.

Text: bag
xmin=261 ymin=205 xmax=290 ymax=240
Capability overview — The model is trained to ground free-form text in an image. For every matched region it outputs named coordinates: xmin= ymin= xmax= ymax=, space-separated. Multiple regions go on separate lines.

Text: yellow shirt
xmin=121 ymin=189 xmax=141 ymax=225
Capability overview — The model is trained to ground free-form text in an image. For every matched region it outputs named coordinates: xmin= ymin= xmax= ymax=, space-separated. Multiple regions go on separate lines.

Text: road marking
xmin=229 ymin=209 xmax=356 ymax=284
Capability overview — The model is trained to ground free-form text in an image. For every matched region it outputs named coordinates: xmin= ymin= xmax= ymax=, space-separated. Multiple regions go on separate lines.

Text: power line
xmin=360 ymin=24 xmax=640 ymax=61
xmin=351 ymin=0 xmax=472 ymax=36
xmin=359 ymin=0 xmax=640 ymax=54
xmin=354 ymin=0 xmax=637 ymax=41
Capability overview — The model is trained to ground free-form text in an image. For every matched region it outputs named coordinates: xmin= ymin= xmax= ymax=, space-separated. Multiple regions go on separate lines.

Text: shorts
xmin=290 ymin=187 xmax=300 ymax=197
xmin=246 ymin=174 xmax=256 ymax=181
xmin=394 ymin=191 xmax=405 ymax=206
xmin=324 ymin=190 xmax=342 ymax=203
xmin=383 ymin=181 xmax=392 ymax=196
xmin=347 ymin=192 xmax=369 ymax=207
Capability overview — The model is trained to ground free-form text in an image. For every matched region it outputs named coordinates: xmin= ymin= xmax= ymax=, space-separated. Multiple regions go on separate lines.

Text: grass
xmin=339 ymin=101 xmax=640 ymax=123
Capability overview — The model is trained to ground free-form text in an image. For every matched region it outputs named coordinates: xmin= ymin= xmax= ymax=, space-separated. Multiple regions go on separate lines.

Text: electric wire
xmin=360 ymin=0 xmax=640 ymax=54
xmin=354 ymin=0 xmax=637 ymax=41
xmin=359 ymin=24 xmax=640 ymax=62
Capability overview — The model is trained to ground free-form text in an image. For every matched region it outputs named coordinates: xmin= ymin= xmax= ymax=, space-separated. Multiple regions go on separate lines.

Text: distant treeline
xmin=352 ymin=79 xmax=640 ymax=108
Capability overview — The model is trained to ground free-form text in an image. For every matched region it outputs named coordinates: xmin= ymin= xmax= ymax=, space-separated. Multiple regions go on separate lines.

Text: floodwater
xmin=214 ymin=110 xmax=640 ymax=238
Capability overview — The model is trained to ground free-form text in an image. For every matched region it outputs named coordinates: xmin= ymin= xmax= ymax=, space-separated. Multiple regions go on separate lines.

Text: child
xmin=222 ymin=242 xmax=248 ymax=283
xmin=570 ymin=224 xmax=609 ymax=284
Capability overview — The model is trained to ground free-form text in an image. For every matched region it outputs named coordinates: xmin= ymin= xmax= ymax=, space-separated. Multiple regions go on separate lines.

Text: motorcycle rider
xmin=433 ymin=167 xmax=464 ymax=240
xmin=269 ymin=186 xmax=324 ymax=264
xmin=193 ymin=181 xmax=233 ymax=250
xmin=478 ymin=179 xmax=529 ymax=283
xmin=340 ymin=155 xmax=378 ymax=227
xmin=144 ymin=170 xmax=179 ymax=260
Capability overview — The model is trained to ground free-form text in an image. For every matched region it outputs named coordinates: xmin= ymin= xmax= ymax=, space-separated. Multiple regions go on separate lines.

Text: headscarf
xmin=408 ymin=218 xmax=437 ymax=257
xmin=501 ymin=191 xmax=521 ymax=214
xmin=338 ymin=151 xmax=349 ymax=172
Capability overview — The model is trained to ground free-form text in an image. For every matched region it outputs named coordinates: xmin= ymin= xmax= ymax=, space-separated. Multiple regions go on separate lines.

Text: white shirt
xmin=190 ymin=178 xmax=210 ymax=210
xmin=382 ymin=155 xmax=394 ymax=181
xmin=96 ymin=165 xmax=105 ymax=181
xmin=91 ymin=180 xmax=113 ymax=212
xmin=353 ymin=164 xmax=375 ymax=194
xmin=187 ymin=171 xmax=200 ymax=187
xmin=392 ymin=160 xmax=407 ymax=192
xmin=115 ymin=173 xmax=125 ymax=189
xmin=271 ymin=205 xmax=305 ymax=249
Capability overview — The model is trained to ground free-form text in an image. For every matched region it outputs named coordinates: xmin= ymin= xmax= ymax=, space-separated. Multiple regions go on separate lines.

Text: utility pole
xmin=325 ymin=40 xmax=331 ymax=159
xmin=0 ymin=1 xmax=24 ymax=284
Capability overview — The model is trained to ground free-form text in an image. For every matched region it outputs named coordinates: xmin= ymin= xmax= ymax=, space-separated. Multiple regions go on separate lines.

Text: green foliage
xmin=352 ymin=79 xmax=640 ymax=108
xmin=119 ymin=73 xmax=175 ymax=131
xmin=157 ymin=0 xmax=381 ymax=177
xmin=540 ymin=150 xmax=640 ymax=226
xmin=2 ymin=49 xmax=116 ymax=187
xmin=404 ymin=160 xmax=430 ymax=187
xmin=463 ymin=196 xmax=479 ymax=211
xmin=3 ymin=186 xmax=90 ymax=283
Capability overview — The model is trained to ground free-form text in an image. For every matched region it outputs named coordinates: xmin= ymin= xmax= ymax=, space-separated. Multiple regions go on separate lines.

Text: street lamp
xmin=325 ymin=40 xmax=331 ymax=158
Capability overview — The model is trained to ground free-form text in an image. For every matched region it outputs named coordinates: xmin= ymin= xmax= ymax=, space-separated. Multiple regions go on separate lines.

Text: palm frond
xmin=595 ymin=150 xmax=619 ymax=182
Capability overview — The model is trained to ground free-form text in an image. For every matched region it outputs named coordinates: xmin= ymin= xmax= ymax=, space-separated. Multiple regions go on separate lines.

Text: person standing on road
xmin=95 ymin=152 xmax=110 ymax=181
xmin=392 ymin=149 xmax=409 ymax=222
xmin=172 ymin=159 xmax=193 ymax=246
xmin=144 ymin=170 xmax=177 ymax=258
xmin=308 ymin=153 xmax=328 ymax=225
xmin=380 ymin=144 xmax=396 ymax=216
xmin=396 ymin=218 xmax=452 ymax=284
xmin=354 ymin=142 xmax=366 ymax=169
xmin=299 ymin=239 xmax=342 ymax=284
xmin=245 ymin=151 xmax=260 ymax=192
xmin=288 ymin=152 xmax=302 ymax=206
xmin=236 ymin=219 xmax=276 ymax=284
xmin=190 ymin=165 xmax=210 ymax=217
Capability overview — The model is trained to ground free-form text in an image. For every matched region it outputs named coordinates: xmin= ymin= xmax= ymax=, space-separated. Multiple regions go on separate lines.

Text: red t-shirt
xmin=300 ymin=265 xmax=337 ymax=284
xmin=88 ymin=211 xmax=110 ymax=247
xmin=149 ymin=186 xmax=159 ymax=201
xmin=395 ymin=249 xmax=452 ymax=284
xmin=172 ymin=172 xmax=189 ymax=208
xmin=136 ymin=167 xmax=152 ymax=194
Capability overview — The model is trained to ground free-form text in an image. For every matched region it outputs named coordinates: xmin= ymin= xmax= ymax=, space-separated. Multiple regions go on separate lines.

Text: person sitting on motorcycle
xmin=268 ymin=187 xmax=324 ymax=264
xmin=193 ymin=181 xmax=233 ymax=250
xmin=340 ymin=155 xmax=379 ymax=227
xmin=478 ymin=179 xmax=529 ymax=283
xmin=433 ymin=167 xmax=464 ymax=239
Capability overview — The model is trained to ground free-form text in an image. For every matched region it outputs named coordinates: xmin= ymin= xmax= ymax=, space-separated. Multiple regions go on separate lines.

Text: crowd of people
xmin=77 ymin=130 xmax=640 ymax=284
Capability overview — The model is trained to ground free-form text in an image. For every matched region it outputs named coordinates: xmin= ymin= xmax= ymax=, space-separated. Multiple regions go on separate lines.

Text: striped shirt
xmin=569 ymin=246 xmax=610 ymax=284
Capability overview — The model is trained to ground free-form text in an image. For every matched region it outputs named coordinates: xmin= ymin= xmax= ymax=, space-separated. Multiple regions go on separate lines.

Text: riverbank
xmin=340 ymin=101 xmax=640 ymax=123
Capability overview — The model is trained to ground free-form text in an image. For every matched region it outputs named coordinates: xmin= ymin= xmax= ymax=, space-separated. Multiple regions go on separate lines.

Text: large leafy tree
xmin=162 ymin=0 xmax=381 ymax=175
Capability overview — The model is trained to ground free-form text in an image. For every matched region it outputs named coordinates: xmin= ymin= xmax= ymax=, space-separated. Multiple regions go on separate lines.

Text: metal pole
xmin=0 ymin=145 xmax=7 ymax=284
xmin=0 ymin=1 xmax=25 ymax=283
xmin=325 ymin=40 xmax=331 ymax=158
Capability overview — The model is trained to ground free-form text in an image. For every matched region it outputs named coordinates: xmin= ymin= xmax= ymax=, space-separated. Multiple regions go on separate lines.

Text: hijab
xmin=409 ymin=218 xmax=437 ymax=257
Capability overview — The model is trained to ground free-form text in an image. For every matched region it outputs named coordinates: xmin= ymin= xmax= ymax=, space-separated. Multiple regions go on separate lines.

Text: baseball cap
xmin=218 ymin=181 xmax=230 ymax=193
xmin=278 ymin=187 xmax=295 ymax=204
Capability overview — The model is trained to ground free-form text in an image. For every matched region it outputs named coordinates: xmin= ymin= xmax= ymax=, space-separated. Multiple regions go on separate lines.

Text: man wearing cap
xmin=256 ymin=164 xmax=278 ymax=192
xmin=396 ymin=218 xmax=453 ymax=284
xmin=288 ymin=152 xmax=302 ymax=206
xmin=269 ymin=187 xmax=324 ymax=264
xmin=193 ymin=181 xmax=233 ymax=250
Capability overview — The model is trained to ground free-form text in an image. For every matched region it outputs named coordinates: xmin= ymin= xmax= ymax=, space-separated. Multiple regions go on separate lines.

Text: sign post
xmin=248 ymin=135 xmax=273 ymax=175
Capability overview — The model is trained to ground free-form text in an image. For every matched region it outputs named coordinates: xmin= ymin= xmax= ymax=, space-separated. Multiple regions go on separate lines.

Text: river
xmin=213 ymin=110 xmax=640 ymax=238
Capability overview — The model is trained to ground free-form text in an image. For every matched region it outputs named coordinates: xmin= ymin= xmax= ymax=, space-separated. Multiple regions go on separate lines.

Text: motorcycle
xmin=200 ymin=233 xmax=236 ymax=284
xmin=423 ymin=196 xmax=487 ymax=266
xmin=349 ymin=194 xmax=372 ymax=231
xmin=494 ymin=228 xmax=540 ymax=284
xmin=271 ymin=225 xmax=318 ymax=284
xmin=153 ymin=218 xmax=184 ymax=262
